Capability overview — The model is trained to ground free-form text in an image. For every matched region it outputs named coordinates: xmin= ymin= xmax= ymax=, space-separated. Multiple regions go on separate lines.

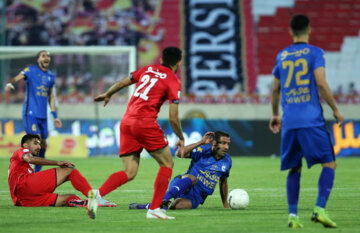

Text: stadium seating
xmin=256 ymin=0 xmax=360 ymax=74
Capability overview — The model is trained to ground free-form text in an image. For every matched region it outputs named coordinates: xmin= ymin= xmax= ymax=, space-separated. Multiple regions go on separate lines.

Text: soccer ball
xmin=228 ymin=189 xmax=249 ymax=209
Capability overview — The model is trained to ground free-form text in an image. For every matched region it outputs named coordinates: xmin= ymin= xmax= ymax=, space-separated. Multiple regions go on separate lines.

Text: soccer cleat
xmin=68 ymin=199 xmax=88 ymax=207
xmin=160 ymin=200 xmax=171 ymax=209
xmin=288 ymin=216 xmax=303 ymax=228
xmin=311 ymin=207 xmax=337 ymax=228
xmin=98 ymin=198 xmax=116 ymax=207
xmin=129 ymin=203 xmax=150 ymax=209
xmin=146 ymin=208 xmax=175 ymax=220
xmin=87 ymin=189 xmax=100 ymax=219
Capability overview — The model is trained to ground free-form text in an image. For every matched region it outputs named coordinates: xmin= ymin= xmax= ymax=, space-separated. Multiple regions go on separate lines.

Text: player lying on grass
xmin=8 ymin=134 xmax=115 ymax=208
xmin=129 ymin=131 xmax=232 ymax=210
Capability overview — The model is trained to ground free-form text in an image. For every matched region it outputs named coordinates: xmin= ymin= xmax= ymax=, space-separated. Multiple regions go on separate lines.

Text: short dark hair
xmin=162 ymin=47 xmax=182 ymax=67
xmin=214 ymin=131 xmax=230 ymax=142
xmin=290 ymin=14 xmax=310 ymax=36
xmin=36 ymin=50 xmax=49 ymax=59
xmin=21 ymin=134 xmax=40 ymax=147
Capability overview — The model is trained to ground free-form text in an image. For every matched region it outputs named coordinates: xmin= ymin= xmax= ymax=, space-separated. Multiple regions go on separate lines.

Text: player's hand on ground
xmin=202 ymin=132 xmax=214 ymax=144
xmin=333 ymin=110 xmax=344 ymax=127
xmin=54 ymin=119 xmax=62 ymax=128
xmin=269 ymin=115 xmax=282 ymax=134
xmin=58 ymin=161 xmax=75 ymax=168
xmin=94 ymin=93 xmax=111 ymax=106
xmin=5 ymin=83 xmax=15 ymax=92
xmin=174 ymin=139 xmax=185 ymax=158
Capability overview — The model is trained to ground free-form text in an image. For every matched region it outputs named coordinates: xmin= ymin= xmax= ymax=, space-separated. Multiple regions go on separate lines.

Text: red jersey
xmin=8 ymin=148 xmax=34 ymax=205
xmin=122 ymin=64 xmax=181 ymax=124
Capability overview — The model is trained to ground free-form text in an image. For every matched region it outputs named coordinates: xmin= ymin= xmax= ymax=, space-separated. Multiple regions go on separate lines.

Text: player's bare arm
xmin=169 ymin=103 xmax=185 ymax=157
xmin=176 ymin=131 xmax=214 ymax=158
xmin=219 ymin=177 xmax=229 ymax=208
xmin=314 ymin=67 xmax=344 ymax=127
xmin=270 ymin=77 xmax=282 ymax=134
xmin=23 ymin=153 xmax=75 ymax=167
xmin=4 ymin=73 xmax=26 ymax=92
xmin=49 ymin=87 xmax=62 ymax=128
xmin=94 ymin=77 xmax=133 ymax=106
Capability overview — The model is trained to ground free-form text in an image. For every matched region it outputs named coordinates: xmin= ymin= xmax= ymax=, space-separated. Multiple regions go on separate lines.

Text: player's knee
xmin=290 ymin=166 xmax=301 ymax=173
xmin=58 ymin=167 xmax=75 ymax=177
xmin=323 ymin=161 xmax=336 ymax=170
xmin=185 ymin=174 xmax=197 ymax=185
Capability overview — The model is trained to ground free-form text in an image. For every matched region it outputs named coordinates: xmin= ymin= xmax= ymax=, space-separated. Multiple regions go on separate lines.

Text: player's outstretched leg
xmin=87 ymin=189 xmax=100 ymax=219
xmin=311 ymin=207 xmax=337 ymax=228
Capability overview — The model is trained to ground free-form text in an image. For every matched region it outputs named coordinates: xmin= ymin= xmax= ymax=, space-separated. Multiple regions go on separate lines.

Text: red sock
xmin=68 ymin=169 xmax=92 ymax=197
xmin=150 ymin=166 xmax=172 ymax=210
xmin=66 ymin=195 xmax=81 ymax=206
xmin=99 ymin=171 xmax=128 ymax=197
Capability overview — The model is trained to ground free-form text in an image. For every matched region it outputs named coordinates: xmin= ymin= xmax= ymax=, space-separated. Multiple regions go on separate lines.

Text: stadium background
xmin=0 ymin=0 xmax=360 ymax=158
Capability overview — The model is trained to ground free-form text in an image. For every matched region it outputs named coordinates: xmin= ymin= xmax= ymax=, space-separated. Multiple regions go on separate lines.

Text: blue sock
xmin=316 ymin=167 xmax=335 ymax=208
xmin=35 ymin=148 xmax=46 ymax=173
xmin=287 ymin=170 xmax=301 ymax=215
xmin=163 ymin=177 xmax=193 ymax=201
xmin=135 ymin=203 xmax=150 ymax=209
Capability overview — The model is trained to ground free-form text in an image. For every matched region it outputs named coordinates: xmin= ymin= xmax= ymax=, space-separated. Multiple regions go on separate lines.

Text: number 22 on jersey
xmin=133 ymin=74 xmax=158 ymax=101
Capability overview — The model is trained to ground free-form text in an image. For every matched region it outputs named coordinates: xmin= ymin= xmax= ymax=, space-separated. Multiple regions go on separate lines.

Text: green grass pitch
xmin=0 ymin=156 xmax=359 ymax=233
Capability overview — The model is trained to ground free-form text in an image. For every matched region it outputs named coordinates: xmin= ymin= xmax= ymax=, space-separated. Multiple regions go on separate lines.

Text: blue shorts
xmin=280 ymin=126 xmax=335 ymax=170
xmin=23 ymin=115 xmax=48 ymax=139
xmin=170 ymin=175 xmax=205 ymax=209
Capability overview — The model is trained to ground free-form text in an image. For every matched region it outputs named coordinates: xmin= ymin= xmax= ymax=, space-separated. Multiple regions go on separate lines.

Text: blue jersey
xmin=272 ymin=42 xmax=326 ymax=130
xmin=21 ymin=65 xmax=55 ymax=119
xmin=187 ymin=145 xmax=232 ymax=198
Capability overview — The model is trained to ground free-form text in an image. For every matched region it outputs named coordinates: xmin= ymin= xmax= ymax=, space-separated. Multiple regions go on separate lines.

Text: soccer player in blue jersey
xmin=270 ymin=14 xmax=344 ymax=228
xmin=5 ymin=50 xmax=62 ymax=172
xmin=129 ymin=131 xmax=232 ymax=210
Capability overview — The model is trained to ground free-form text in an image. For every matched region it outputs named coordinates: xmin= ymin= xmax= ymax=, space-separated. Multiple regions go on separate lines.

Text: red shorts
xmin=119 ymin=121 xmax=168 ymax=156
xmin=16 ymin=168 xmax=58 ymax=207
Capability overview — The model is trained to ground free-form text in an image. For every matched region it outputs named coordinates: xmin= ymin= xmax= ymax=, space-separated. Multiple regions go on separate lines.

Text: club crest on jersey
xmin=146 ymin=67 xmax=167 ymax=79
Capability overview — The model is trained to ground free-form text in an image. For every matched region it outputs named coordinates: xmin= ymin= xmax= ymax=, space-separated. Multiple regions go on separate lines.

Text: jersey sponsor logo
xmin=221 ymin=165 xmax=226 ymax=172
xmin=32 ymin=124 xmax=37 ymax=131
xmin=197 ymin=169 xmax=219 ymax=190
xmin=280 ymin=48 xmax=310 ymax=60
xmin=145 ymin=66 xmax=167 ymax=79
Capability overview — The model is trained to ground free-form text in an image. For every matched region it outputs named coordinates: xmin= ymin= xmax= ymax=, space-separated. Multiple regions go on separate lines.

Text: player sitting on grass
xmin=129 ymin=131 xmax=232 ymax=210
xmin=8 ymin=134 xmax=115 ymax=208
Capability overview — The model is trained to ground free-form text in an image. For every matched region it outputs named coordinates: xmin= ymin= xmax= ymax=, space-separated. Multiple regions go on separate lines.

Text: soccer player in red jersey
xmin=8 ymin=134 xmax=115 ymax=210
xmin=93 ymin=47 xmax=185 ymax=220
